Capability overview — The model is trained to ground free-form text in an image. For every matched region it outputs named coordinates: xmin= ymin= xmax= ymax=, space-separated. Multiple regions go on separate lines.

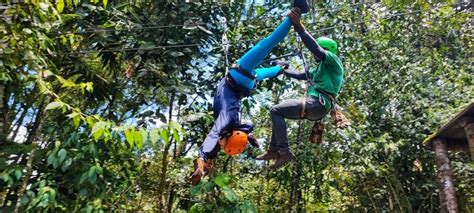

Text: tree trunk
xmin=289 ymin=122 xmax=304 ymax=212
xmin=166 ymin=186 xmax=175 ymax=213
xmin=0 ymin=83 xmax=7 ymax=142
xmin=25 ymin=98 xmax=48 ymax=145
xmin=432 ymin=138 xmax=458 ymax=213
xmin=13 ymin=144 xmax=36 ymax=213
xmin=156 ymin=92 xmax=175 ymax=210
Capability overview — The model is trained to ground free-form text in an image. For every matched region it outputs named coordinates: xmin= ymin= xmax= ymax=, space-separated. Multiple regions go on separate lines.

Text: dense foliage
xmin=1 ymin=0 xmax=472 ymax=212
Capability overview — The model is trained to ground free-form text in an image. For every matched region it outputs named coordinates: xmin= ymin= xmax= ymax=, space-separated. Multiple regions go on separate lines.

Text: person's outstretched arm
xmin=298 ymin=30 xmax=326 ymax=61
xmin=283 ymin=67 xmax=306 ymax=80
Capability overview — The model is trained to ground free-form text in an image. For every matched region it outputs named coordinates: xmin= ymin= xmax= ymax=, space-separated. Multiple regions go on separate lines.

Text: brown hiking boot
xmin=270 ymin=150 xmax=295 ymax=170
xmin=256 ymin=150 xmax=279 ymax=160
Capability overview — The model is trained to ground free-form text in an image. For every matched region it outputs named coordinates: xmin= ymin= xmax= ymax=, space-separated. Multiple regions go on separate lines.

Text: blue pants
xmin=228 ymin=18 xmax=292 ymax=91
xmin=199 ymin=18 xmax=292 ymax=160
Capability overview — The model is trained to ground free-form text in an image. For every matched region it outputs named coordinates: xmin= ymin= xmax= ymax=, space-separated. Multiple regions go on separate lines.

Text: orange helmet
xmin=222 ymin=130 xmax=248 ymax=156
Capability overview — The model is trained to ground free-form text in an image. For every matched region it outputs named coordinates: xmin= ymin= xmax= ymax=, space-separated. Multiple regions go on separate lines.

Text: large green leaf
xmin=160 ymin=128 xmax=170 ymax=146
xmin=125 ymin=127 xmax=134 ymax=147
xmin=57 ymin=148 xmax=67 ymax=164
xmin=214 ymin=173 xmax=230 ymax=188
xmin=222 ymin=186 xmax=238 ymax=203
xmin=45 ymin=101 xmax=64 ymax=110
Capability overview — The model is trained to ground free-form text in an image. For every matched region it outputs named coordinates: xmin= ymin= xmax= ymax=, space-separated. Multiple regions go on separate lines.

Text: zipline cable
xmin=71 ymin=24 xmax=207 ymax=34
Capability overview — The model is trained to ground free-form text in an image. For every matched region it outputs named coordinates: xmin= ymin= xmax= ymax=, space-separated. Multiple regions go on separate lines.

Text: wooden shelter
xmin=424 ymin=102 xmax=474 ymax=213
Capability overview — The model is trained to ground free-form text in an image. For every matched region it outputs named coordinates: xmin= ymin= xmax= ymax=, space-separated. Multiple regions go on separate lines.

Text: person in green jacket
xmin=257 ymin=8 xmax=345 ymax=169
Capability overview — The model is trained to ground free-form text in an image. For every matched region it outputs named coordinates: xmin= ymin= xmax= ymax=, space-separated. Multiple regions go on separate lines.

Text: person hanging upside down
xmin=189 ymin=1 xmax=311 ymax=185
xmin=257 ymin=8 xmax=349 ymax=169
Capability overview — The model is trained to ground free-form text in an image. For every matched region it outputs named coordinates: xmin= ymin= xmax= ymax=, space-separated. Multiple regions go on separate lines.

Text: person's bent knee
xmin=270 ymin=105 xmax=280 ymax=115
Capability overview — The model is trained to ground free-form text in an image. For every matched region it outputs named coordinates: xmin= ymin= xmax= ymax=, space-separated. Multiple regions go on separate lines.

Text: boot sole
xmin=269 ymin=158 xmax=295 ymax=170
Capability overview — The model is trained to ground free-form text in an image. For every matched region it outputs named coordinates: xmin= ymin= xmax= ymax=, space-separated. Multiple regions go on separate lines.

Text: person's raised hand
xmin=288 ymin=8 xmax=304 ymax=32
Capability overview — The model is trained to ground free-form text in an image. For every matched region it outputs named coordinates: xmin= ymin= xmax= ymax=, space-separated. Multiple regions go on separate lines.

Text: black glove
xmin=248 ymin=134 xmax=259 ymax=148
xmin=270 ymin=60 xmax=290 ymax=69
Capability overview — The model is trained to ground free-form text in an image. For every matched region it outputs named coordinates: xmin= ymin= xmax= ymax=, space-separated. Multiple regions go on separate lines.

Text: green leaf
xmin=49 ymin=188 xmax=57 ymax=199
xmin=45 ymin=101 xmax=64 ymax=111
xmin=197 ymin=25 xmax=213 ymax=35
xmin=222 ymin=186 xmax=238 ymax=203
xmin=189 ymin=203 xmax=206 ymax=213
xmin=69 ymin=34 xmax=74 ymax=46
xmin=52 ymin=156 xmax=59 ymax=169
xmin=79 ymin=188 xmax=88 ymax=197
xmin=173 ymin=129 xmax=181 ymax=144
xmin=256 ymin=5 xmax=265 ymax=16
xmin=214 ymin=173 xmax=230 ymax=188
xmin=102 ymin=0 xmax=108 ymax=8
xmin=160 ymin=128 xmax=170 ymax=146
xmin=240 ymin=200 xmax=257 ymax=213
xmin=170 ymin=51 xmax=184 ymax=57
xmin=190 ymin=183 xmax=204 ymax=197
xmin=2 ymin=173 xmax=10 ymax=183
xmin=134 ymin=130 xmax=143 ymax=148
xmin=61 ymin=158 xmax=72 ymax=172
xmin=149 ymin=128 xmax=160 ymax=144
xmin=94 ymin=165 xmax=103 ymax=175
xmin=22 ymin=28 xmax=33 ymax=34
xmin=67 ymin=112 xmax=81 ymax=128
xmin=86 ymin=117 xmax=95 ymax=128
xmin=204 ymin=181 xmax=215 ymax=193
xmin=79 ymin=173 xmax=88 ymax=184
xmin=125 ymin=128 xmax=134 ymax=147
xmin=57 ymin=148 xmax=67 ymax=164
xmin=20 ymin=194 xmax=29 ymax=205
xmin=56 ymin=0 xmax=65 ymax=13
xmin=91 ymin=121 xmax=106 ymax=141
xmin=184 ymin=112 xmax=207 ymax=122
xmin=47 ymin=152 xmax=55 ymax=166
xmin=88 ymin=166 xmax=97 ymax=183
xmin=14 ymin=169 xmax=22 ymax=180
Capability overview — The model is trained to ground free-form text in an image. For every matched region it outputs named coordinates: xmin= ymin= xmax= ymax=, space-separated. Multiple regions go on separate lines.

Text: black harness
xmin=225 ymin=64 xmax=255 ymax=97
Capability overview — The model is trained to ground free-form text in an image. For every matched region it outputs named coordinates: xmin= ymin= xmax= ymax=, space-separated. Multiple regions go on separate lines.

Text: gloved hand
xmin=271 ymin=60 xmax=290 ymax=76
xmin=288 ymin=8 xmax=304 ymax=32
xmin=189 ymin=158 xmax=215 ymax=185
xmin=330 ymin=109 xmax=351 ymax=129
xmin=271 ymin=60 xmax=290 ymax=69
xmin=248 ymin=134 xmax=259 ymax=148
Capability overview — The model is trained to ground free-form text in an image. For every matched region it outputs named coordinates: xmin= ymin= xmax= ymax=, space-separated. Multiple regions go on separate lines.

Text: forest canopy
xmin=1 ymin=0 xmax=472 ymax=212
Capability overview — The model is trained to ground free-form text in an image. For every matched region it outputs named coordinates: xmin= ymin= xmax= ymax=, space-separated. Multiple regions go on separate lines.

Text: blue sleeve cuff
xmin=255 ymin=66 xmax=282 ymax=81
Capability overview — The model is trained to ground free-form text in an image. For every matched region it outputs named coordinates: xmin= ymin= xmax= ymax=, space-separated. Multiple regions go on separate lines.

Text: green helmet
xmin=316 ymin=37 xmax=338 ymax=54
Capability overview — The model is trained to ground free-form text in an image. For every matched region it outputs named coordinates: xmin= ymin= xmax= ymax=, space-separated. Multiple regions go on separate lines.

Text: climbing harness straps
xmin=315 ymin=88 xmax=336 ymax=109
xmin=230 ymin=64 xmax=257 ymax=80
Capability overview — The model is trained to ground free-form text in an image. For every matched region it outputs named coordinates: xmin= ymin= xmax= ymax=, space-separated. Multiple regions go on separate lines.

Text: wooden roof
xmin=424 ymin=102 xmax=474 ymax=151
